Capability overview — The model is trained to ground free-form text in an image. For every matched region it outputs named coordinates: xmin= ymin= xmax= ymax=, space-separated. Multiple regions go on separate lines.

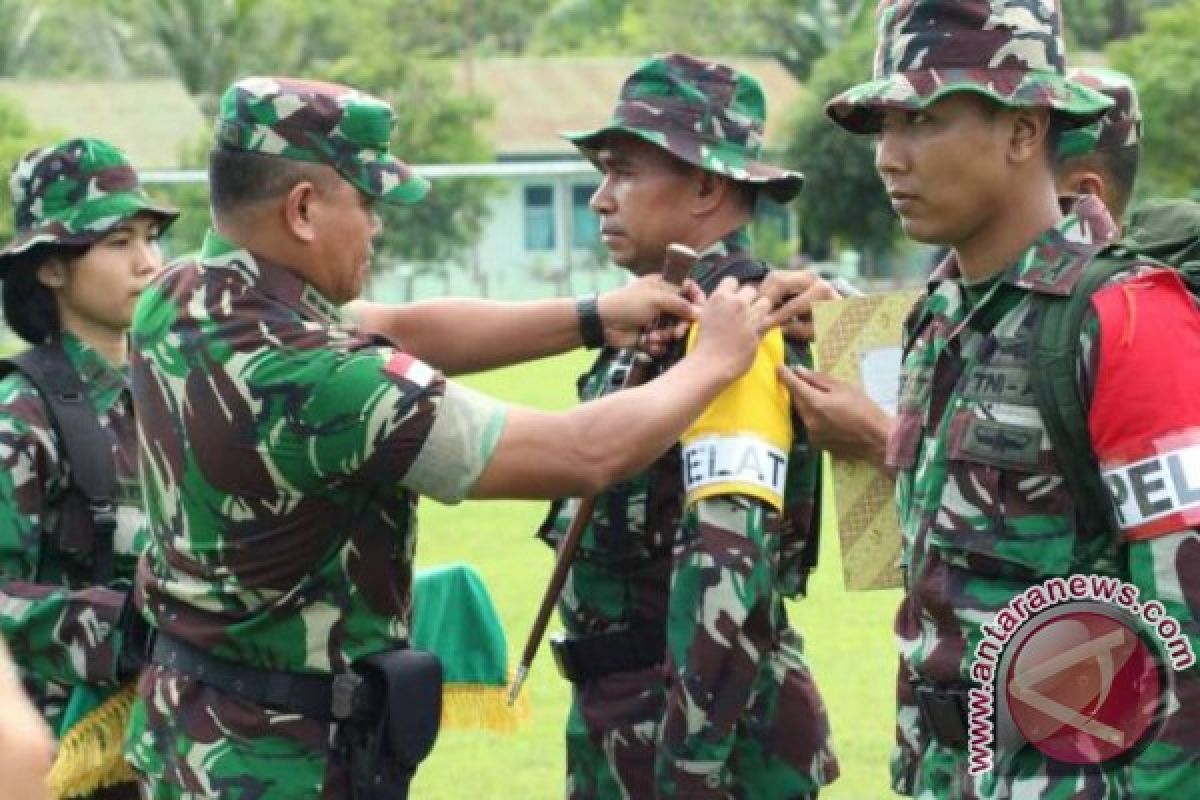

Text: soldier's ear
xmin=1081 ymin=173 xmax=1106 ymax=201
xmin=1008 ymin=108 xmax=1050 ymax=166
xmin=35 ymin=257 xmax=69 ymax=290
xmin=1058 ymin=169 xmax=1106 ymax=201
xmin=283 ymin=181 xmax=319 ymax=244
xmin=692 ymin=170 xmax=727 ymax=216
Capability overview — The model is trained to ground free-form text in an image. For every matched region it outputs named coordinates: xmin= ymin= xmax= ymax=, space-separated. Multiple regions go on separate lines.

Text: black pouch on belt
xmin=344 ymin=648 xmax=444 ymax=800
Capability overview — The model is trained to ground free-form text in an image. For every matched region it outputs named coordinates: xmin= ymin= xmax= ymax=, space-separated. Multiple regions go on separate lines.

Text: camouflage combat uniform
xmin=0 ymin=139 xmax=176 ymax=732
xmin=125 ymin=78 xmax=505 ymax=799
xmin=543 ymin=54 xmax=838 ymax=800
xmin=0 ymin=333 xmax=139 ymax=727
xmin=827 ymin=1 xmax=1200 ymax=797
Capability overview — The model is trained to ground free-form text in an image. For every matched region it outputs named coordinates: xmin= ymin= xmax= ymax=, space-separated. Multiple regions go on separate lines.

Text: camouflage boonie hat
xmin=0 ymin=137 xmax=178 ymax=272
xmin=827 ymin=0 xmax=1114 ymax=134
xmin=215 ymin=76 xmax=430 ymax=205
xmin=564 ymin=53 xmax=804 ymax=203
xmin=1057 ymin=67 xmax=1142 ymax=160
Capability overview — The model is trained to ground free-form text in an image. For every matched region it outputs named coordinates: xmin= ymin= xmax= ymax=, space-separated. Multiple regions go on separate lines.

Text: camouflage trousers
xmin=566 ymin=666 xmax=661 ymax=800
xmin=127 ymin=667 xmax=345 ymax=799
xmin=896 ymin=741 xmax=1199 ymax=800
xmin=564 ymin=659 xmax=829 ymax=800
xmin=895 ymin=687 xmax=1200 ymax=799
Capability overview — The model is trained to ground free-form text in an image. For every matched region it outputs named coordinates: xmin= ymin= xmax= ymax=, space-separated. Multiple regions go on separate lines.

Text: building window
xmin=572 ymin=184 xmax=600 ymax=248
xmin=524 ymin=185 xmax=555 ymax=251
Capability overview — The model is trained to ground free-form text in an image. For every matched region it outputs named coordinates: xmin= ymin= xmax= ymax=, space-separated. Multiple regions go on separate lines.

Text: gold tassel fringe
xmin=47 ymin=684 xmax=136 ymax=800
xmin=441 ymin=675 xmax=531 ymax=733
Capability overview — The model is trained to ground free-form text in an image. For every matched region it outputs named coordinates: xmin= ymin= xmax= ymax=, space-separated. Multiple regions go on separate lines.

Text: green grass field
xmin=411 ymin=351 xmax=903 ymax=799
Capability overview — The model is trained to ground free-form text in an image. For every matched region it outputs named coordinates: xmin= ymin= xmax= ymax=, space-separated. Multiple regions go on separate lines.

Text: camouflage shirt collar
xmin=200 ymin=230 xmax=344 ymax=327
xmin=688 ymin=228 xmax=753 ymax=288
xmin=927 ymin=195 xmax=1117 ymax=297
xmin=58 ymin=330 xmax=129 ymax=413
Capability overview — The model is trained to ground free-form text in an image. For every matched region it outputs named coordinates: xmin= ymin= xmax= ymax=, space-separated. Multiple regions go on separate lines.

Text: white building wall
xmin=475 ymin=180 xmax=528 ymax=274
xmin=465 ymin=171 xmax=626 ymax=300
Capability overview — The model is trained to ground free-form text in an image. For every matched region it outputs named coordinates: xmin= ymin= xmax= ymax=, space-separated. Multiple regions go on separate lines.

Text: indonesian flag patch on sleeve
xmin=384 ymin=351 xmax=435 ymax=389
xmin=1088 ymin=269 xmax=1200 ymax=540
xmin=680 ymin=325 xmax=793 ymax=511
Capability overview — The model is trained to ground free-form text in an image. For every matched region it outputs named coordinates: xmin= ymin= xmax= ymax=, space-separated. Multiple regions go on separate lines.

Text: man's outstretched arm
xmin=350 ymin=275 xmax=696 ymax=375
xmin=469 ymin=279 xmax=770 ymax=499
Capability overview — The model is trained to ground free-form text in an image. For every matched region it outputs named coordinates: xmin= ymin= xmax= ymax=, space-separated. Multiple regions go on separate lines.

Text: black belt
xmin=551 ymin=622 xmax=665 ymax=685
xmin=912 ymin=680 xmax=970 ymax=750
xmin=151 ymin=632 xmax=383 ymax=723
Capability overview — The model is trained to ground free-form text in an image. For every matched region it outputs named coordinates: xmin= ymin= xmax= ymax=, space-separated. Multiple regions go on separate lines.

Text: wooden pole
xmin=507 ymin=243 xmax=699 ymax=704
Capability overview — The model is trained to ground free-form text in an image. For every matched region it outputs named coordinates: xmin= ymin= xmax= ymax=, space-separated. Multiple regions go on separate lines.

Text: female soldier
xmin=0 ymin=138 xmax=177 ymax=799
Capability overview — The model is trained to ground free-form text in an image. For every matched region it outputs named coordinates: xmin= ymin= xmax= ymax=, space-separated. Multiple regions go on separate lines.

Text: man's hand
xmin=759 ymin=270 xmax=843 ymax=342
xmin=778 ymin=365 xmax=894 ymax=467
xmin=469 ymin=279 xmax=772 ymax=501
xmin=597 ymin=275 xmax=699 ymax=349
xmin=0 ymin=642 xmax=53 ymax=800
xmin=692 ymin=277 xmax=774 ymax=381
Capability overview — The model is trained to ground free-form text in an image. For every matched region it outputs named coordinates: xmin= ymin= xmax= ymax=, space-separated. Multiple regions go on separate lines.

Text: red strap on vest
xmin=1088 ymin=269 xmax=1200 ymax=541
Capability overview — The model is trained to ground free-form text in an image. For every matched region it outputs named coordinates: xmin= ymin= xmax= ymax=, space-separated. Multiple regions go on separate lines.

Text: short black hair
xmin=734 ymin=181 xmax=759 ymax=214
xmin=1056 ymin=144 xmax=1140 ymax=220
xmin=1044 ymin=113 xmax=1070 ymax=166
xmin=208 ymin=148 xmax=337 ymax=220
xmin=1 ymin=244 xmax=87 ymax=344
xmin=1100 ymin=144 xmax=1140 ymax=218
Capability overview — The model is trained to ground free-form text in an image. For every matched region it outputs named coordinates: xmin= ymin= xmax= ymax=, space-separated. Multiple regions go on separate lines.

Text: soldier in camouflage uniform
xmin=0 ymin=138 xmax=178 ymax=798
xmin=1055 ymin=67 xmax=1143 ymax=223
xmin=540 ymin=53 xmax=839 ymax=799
xmin=797 ymin=0 xmax=1200 ymax=797
xmin=776 ymin=69 xmax=1143 ymax=457
xmin=125 ymin=76 xmax=770 ymax=800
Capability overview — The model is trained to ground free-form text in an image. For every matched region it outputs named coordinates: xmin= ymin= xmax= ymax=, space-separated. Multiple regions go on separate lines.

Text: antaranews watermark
xmin=967 ymin=574 xmax=1195 ymax=776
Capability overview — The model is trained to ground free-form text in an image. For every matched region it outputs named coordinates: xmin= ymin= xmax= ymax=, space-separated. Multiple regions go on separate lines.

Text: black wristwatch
xmin=575 ymin=293 xmax=606 ymax=349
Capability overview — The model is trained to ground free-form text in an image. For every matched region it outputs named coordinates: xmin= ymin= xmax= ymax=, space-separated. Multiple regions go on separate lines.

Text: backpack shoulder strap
xmin=719 ymin=257 xmax=770 ymax=286
xmin=1031 ymin=255 xmax=1131 ymax=538
xmin=2 ymin=341 xmax=117 ymax=583
xmin=693 ymin=253 xmax=770 ymax=294
xmin=667 ymin=254 xmax=771 ymax=363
